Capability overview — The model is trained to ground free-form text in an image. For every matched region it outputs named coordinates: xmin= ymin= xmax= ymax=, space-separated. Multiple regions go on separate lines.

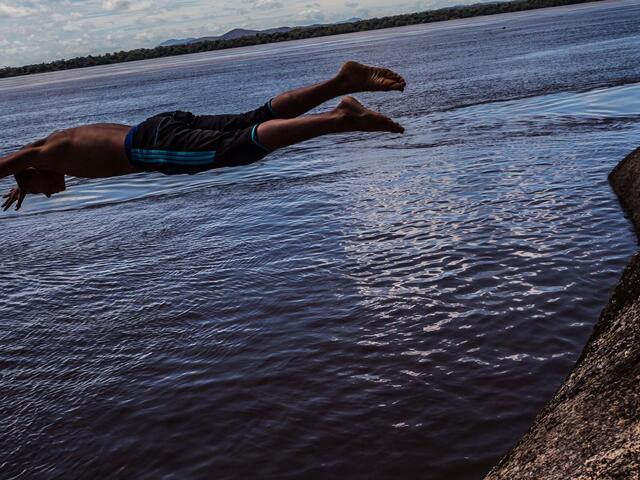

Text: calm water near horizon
xmin=2 ymin=1 xmax=640 ymax=478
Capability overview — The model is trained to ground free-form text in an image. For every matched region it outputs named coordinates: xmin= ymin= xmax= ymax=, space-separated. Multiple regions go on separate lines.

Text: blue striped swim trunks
xmin=124 ymin=102 xmax=277 ymax=175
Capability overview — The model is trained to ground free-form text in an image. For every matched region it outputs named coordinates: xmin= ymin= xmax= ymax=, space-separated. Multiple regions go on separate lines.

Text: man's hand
xmin=2 ymin=186 xmax=26 ymax=211
xmin=2 ymin=169 xmax=66 ymax=212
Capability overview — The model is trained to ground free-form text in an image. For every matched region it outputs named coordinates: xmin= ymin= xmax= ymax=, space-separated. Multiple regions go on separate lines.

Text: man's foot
xmin=337 ymin=96 xmax=405 ymax=134
xmin=337 ymin=61 xmax=406 ymax=93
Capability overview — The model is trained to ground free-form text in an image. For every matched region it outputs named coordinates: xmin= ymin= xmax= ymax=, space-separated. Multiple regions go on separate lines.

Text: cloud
xmin=62 ymin=23 xmax=81 ymax=31
xmin=135 ymin=31 xmax=156 ymax=41
xmin=102 ymin=0 xmax=132 ymax=10
xmin=0 ymin=2 xmax=35 ymax=18
xmin=299 ymin=2 xmax=325 ymax=22
xmin=254 ymin=0 xmax=283 ymax=9
xmin=52 ymin=12 xmax=83 ymax=23
xmin=224 ymin=6 xmax=249 ymax=15
xmin=298 ymin=8 xmax=324 ymax=23
xmin=345 ymin=1 xmax=359 ymax=7
xmin=102 ymin=0 xmax=152 ymax=11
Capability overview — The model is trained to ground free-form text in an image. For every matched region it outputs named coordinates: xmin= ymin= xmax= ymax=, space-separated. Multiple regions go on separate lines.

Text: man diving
xmin=1 ymin=61 xmax=406 ymax=211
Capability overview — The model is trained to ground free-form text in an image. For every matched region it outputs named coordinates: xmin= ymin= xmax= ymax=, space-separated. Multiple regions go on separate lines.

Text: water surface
xmin=1 ymin=1 xmax=640 ymax=478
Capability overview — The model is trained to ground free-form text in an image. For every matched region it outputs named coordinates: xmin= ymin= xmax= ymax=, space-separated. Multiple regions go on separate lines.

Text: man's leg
xmin=255 ymin=96 xmax=404 ymax=152
xmin=195 ymin=61 xmax=405 ymax=133
xmin=269 ymin=61 xmax=406 ymax=119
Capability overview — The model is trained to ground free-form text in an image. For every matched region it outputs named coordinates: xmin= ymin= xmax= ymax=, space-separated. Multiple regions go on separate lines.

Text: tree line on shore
xmin=1 ymin=0 xmax=599 ymax=79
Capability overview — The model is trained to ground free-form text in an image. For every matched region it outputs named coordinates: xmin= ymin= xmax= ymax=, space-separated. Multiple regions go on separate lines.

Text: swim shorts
xmin=124 ymin=100 xmax=279 ymax=175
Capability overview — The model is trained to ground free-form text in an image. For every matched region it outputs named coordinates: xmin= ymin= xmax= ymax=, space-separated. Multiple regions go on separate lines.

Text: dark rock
xmin=485 ymin=148 xmax=640 ymax=479
xmin=610 ymin=147 xmax=640 ymax=237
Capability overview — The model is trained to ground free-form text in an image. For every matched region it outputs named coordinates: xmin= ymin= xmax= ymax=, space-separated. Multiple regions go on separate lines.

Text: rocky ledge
xmin=485 ymin=147 xmax=640 ymax=479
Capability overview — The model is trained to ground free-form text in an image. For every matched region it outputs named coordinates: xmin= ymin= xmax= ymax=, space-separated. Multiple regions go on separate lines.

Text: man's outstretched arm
xmin=0 ymin=147 xmax=44 ymax=180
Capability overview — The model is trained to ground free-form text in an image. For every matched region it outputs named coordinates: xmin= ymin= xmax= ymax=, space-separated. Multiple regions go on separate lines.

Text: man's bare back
xmin=1 ymin=61 xmax=406 ymax=211
xmin=48 ymin=124 xmax=136 ymax=178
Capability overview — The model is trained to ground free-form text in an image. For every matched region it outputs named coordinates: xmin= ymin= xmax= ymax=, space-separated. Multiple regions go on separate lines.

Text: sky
xmin=0 ymin=0 xmax=482 ymax=67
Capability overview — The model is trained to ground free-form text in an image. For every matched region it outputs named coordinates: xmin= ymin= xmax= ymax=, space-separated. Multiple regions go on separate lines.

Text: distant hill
xmin=159 ymin=38 xmax=198 ymax=47
xmin=158 ymin=27 xmax=293 ymax=47
xmin=158 ymin=19 xmax=362 ymax=47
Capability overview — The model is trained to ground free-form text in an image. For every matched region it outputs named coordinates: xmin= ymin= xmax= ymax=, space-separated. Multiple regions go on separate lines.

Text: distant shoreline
xmin=1 ymin=0 xmax=604 ymax=79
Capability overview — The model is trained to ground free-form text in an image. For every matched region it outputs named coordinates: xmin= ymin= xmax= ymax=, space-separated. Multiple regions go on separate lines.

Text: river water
xmin=1 ymin=1 xmax=640 ymax=478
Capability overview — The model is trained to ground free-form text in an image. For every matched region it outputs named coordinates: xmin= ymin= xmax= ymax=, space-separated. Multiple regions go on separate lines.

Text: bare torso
xmin=50 ymin=123 xmax=139 ymax=178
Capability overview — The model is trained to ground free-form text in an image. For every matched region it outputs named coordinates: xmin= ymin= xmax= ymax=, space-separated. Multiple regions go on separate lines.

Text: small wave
xmin=0 ymin=161 xmax=352 ymax=219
